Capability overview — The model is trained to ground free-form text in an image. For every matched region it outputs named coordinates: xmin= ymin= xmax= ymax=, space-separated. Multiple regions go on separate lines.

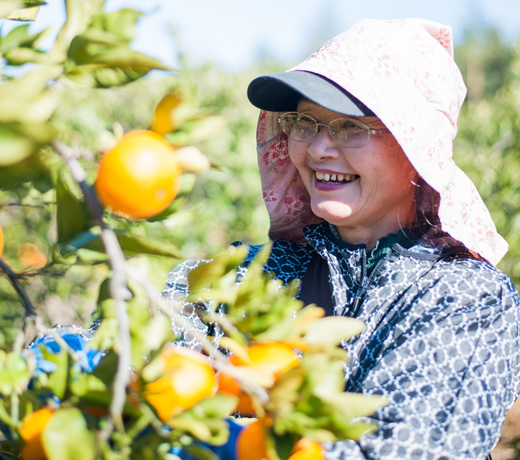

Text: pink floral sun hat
xmin=253 ymin=18 xmax=507 ymax=266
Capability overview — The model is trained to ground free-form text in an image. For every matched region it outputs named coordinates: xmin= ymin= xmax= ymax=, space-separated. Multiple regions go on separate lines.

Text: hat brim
xmin=247 ymin=70 xmax=375 ymax=117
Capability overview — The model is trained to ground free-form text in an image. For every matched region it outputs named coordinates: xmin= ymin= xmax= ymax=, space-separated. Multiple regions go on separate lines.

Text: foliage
xmin=0 ymin=4 xmax=519 ymax=458
xmin=0 ymin=2 xmax=386 ymax=460
xmin=454 ymin=37 xmax=520 ymax=286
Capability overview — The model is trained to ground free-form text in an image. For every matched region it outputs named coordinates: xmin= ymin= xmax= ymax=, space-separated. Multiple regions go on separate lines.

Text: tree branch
xmin=0 ymin=258 xmax=37 ymax=322
xmin=54 ymin=140 xmax=132 ymax=436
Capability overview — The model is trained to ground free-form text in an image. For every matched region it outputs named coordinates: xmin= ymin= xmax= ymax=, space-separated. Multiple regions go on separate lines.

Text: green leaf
xmin=302 ymin=353 xmax=347 ymax=396
xmin=90 ymin=8 xmax=142 ymax=43
xmin=0 ymin=148 xmax=54 ymax=191
xmin=63 ymin=8 xmax=170 ymax=90
xmin=181 ymin=444 xmax=220 ymax=460
xmin=85 ymin=229 xmax=182 ymax=258
xmin=54 ymin=227 xmax=181 ymax=263
xmin=42 ymin=348 xmax=70 ymax=400
xmin=187 ymin=245 xmax=248 ymax=292
xmin=0 ymin=129 xmax=34 ymax=165
xmin=69 ymin=372 xmax=106 ymax=397
xmin=272 ymin=432 xmax=296 ymax=460
xmin=187 ymin=393 xmax=238 ymax=419
xmin=0 ymin=350 xmax=31 ymax=395
xmin=90 ymin=48 xmax=169 ymax=69
xmin=322 ymin=392 xmax=388 ymax=420
xmin=304 ymin=316 xmax=365 ymax=347
xmin=254 ymin=304 xmax=325 ymax=343
xmin=0 ymin=71 xmax=58 ymax=124
xmin=142 ymin=314 xmax=176 ymax=355
xmin=89 ymin=351 xmax=118 ymax=387
xmin=0 ymin=24 xmax=30 ymax=53
xmin=0 ymin=123 xmax=54 ymax=165
xmin=4 ymin=46 xmax=47 ymax=65
xmin=42 ymin=408 xmax=96 ymax=460
xmin=55 ymin=168 xmax=92 ymax=244
xmin=6 ymin=5 xmax=41 ymax=21
xmin=337 ymin=421 xmax=378 ymax=441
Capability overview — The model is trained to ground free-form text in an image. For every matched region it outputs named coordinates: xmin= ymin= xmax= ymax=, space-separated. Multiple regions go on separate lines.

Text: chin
xmin=311 ymin=202 xmax=354 ymax=224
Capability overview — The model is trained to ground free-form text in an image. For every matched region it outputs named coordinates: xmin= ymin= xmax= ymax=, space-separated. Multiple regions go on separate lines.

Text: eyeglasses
xmin=277 ymin=112 xmax=390 ymax=148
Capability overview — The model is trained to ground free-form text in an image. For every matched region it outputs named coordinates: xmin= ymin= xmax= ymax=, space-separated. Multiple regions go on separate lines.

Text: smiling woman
xmin=165 ymin=18 xmax=520 ymax=460
xmin=285 ymin=99 xmax=417 ymax=249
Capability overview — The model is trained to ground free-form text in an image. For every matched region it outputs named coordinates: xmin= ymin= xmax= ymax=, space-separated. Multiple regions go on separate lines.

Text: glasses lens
xmin=279 ymin=113 xmax=316 ymax=142
xmin=330 ymin=119 xmax=369 ymax=147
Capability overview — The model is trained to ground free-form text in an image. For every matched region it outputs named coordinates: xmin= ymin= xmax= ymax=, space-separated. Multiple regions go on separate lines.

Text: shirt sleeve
xmin=326 ymin=268 xmax=520 ymax=460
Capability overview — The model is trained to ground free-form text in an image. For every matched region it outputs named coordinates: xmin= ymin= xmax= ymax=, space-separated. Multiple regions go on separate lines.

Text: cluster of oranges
xmin=139 ymin=343 xmax=324 ymax=460
xmin=19 ymin=343 xmax=323 ymax=460
xmin=15 ymin=97 xmax=322 ymax=458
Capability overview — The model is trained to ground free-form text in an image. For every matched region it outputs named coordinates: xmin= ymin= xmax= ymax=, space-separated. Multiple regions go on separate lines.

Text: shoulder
xmin=431 ymin=256 xmax=519 ymax=300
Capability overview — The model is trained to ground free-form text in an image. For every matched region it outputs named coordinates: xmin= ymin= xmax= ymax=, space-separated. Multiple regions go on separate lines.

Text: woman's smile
xmin=314 ymin=171 xmax=359 ymax=185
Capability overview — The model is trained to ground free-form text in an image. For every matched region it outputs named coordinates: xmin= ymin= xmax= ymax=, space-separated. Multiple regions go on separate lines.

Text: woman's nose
xmin=306 ymin=127 xmax=341 ymax=160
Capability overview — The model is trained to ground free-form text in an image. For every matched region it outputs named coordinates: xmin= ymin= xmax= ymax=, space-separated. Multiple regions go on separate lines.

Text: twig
xmin=54 ymin=141 xmax=132 ymax=438
xmin=0 ymin=201 xmax=55 ymax=209
xmin=0 ymin=258 xmax=37 ymax=327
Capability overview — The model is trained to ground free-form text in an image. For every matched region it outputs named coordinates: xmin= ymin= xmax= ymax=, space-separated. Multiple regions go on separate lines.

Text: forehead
xmin=296 ymin=98 xmax=379 ymax=124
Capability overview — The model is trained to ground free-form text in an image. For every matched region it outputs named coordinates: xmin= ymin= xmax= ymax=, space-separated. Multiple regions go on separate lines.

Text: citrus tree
xmin=0 ymin=2 xmax=386 ymax=459
xmin=454 ymin=38 xmax=520 ymax=287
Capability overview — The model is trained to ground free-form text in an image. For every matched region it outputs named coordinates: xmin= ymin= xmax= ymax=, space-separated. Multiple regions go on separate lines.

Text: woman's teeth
xmin=315 ymin=171 xmax=357 ymax=183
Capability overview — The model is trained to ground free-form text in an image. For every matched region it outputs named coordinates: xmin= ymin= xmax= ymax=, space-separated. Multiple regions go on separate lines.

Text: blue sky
xmin=25 ymin=0 xmax=520 ymax=71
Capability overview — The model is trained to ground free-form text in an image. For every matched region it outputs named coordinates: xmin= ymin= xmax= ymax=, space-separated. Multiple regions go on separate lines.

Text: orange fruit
xmin=0 ymin=224 xmax=4 ymax=258
xmin=151 ymin=93 xmax=182 ymax=135
xmin=142 ymin=347 xmax=216 ymax=422
xmin=95 ymin=130 xmax=181 ymax=219
xmin=236 ymin=419 xmax=268 ymax=460
xmin=289 ymin=438 xmax=325 ymax=460
xmin=237 ymin=420 xmax=322 ymax=460
xmin=19 ymin=243 xmax=47 ymax=270
xmin=232 ymin=342 xmax=300 ymax=379
xmin=19 ymin=407 xmax=54 ymax=460
xmin=217 ymin=371 xmax=256 ymax=415
xmin=218 ymin=342 xmax=299 ymax=415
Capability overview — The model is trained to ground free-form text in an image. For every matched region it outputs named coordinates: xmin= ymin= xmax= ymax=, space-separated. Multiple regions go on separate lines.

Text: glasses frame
xmin=277 ymin=112 xmax=390 ymax=148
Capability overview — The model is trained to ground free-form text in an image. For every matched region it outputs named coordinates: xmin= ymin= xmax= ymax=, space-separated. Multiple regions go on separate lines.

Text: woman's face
xmin=288 ymin=99 xmax=417 ymax=248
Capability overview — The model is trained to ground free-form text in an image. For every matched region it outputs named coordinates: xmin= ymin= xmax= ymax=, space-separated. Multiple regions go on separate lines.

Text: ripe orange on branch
xmin=237 ymin=419 xmax=324 ymax=460
xmin=19 ymin=407 xmax=54 ymax=460
xmin=19 ymin=243 xmax=47 ymax=270
xmin=236 ymin=419 xmax=269 ymax=460
xmin=95 ymin=130 xmax=181 ymax=219
xmin=151 ymin=92 xmax=182 ymax=135
xmin=142 ymin=347 xmax=217 ymax=422
xmin=218 ymin=342 xmax=299 ymax=415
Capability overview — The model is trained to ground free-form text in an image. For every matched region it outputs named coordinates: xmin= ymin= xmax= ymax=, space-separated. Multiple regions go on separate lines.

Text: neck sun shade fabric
xmin=248 ymin=18 xmax=507 ymax=266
